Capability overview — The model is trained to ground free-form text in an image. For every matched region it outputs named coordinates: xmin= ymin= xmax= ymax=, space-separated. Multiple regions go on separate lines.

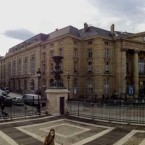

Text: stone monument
xmin=45 ymin=56 xmax=69 ymax=116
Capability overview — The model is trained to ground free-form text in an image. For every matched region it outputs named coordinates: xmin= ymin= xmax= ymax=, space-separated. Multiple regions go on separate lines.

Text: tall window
xmin=59 ymin=48 xmax=63 ymax=56
xmin=73 ymin=78 xmax=78 ymax=96
xmin=88 ymin=78 xmax=93 ymax=96
xmin=73 ymin=48 xmax=78 ymax=58
xmin=30 ymin=79 xmax=35 ymax=91
xmin=139 ymin=60 xmax=145 ymax=74
xmin=104 ymin=62 xmax=109 ymax=72
xmin=88 ymin=62 xmax=92 ymax=72
xmin=43 ymin=52 xmax=46 ymax=61
xmin=105 ymin=48 xmax=109 ymax=58
xmin=17 ymin=59 xmax=22 ymax=75
xmin=50 ymin=50 xmax=54 ymax=58
xmin=104 ymin=78 xmax=109 ymax=95
xmin=12 ymin=60 xmax=16 ymax=76
xmin=23 ymin=57 xmax=28 ymax=75
xmin=30 ymin=54 xmax=35 ymax=75
xmin=88 ymin=48 xmax=92 ymax=58
xmin=74 ymin=62 xmax=78 ymax=72
xmin=24 ymin=80 xmax=27 ymax=90
xmin=8 ymin=62 xmax=11 ymax=77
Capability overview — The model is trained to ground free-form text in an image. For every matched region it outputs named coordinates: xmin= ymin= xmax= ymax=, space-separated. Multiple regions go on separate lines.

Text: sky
xmin=0 ymin=0 xmax=145 ymax=56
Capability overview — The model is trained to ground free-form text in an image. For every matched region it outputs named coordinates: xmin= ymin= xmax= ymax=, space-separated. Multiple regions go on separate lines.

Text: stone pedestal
xmin=45 ymin=88 xmax=69 ymax=116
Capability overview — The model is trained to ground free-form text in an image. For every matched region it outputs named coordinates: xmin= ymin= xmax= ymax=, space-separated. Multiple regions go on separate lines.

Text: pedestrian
xmin=1 ymin=103 xmax=5 ymax=113
xmin=44 ymin=128 xmax=55 ymax=145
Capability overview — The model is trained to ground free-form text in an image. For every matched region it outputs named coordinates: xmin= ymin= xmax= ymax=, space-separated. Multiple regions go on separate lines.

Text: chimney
xmin=55 ymin=28 xmax=59 ymax=31
xmin=110 ymin=24 xmax=115 ymax=35
xmin=84 ymin=23 xmax=89 ymax=32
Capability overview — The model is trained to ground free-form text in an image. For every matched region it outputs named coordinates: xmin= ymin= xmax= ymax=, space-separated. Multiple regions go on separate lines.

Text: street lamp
xmin=67 ymin=74 xmax=70 ymax=100
xmin=37 ymin=68 xmax=41 ymax=116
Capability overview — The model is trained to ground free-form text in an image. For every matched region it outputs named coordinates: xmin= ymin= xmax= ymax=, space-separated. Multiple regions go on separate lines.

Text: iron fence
xmin=0 ymin=104 xmax=48 ymax=120
xmin=67 ymin=100 xmax=145 ymax=124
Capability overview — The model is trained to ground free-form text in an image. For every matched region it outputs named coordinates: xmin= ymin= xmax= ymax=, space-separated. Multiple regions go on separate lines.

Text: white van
xmin=22 ymin=94 xmax=42 ymax=106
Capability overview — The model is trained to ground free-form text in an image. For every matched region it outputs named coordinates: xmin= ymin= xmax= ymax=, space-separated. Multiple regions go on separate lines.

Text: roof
xmin=79 ymin=26 xmax=112 ymax=38
xmin=48 ymin=25 xmax=81 ymax=39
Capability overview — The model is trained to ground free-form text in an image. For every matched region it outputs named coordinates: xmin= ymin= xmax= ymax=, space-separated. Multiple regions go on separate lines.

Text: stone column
xmin=121 ymin=49 xmax=127 ymax=97
xmin=134 ymin=50 xmax=139 ymax=98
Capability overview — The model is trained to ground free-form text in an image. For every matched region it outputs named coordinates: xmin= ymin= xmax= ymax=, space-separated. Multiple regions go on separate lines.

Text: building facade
xmin=1 ymin=23 xmax=145 ymax=100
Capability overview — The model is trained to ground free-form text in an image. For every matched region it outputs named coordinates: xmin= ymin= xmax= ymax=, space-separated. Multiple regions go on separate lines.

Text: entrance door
xmin=60 ymin=97 xmax=64 ymax=114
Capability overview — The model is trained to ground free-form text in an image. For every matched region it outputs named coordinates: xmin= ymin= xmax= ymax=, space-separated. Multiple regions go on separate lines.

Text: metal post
xmin=37 ymin=68 xmax=41 ymax=116
xmin=67 ymin=74 xmax=70 ymax=100
xmin=78 ymin=101 xmax=79 ymax=116
xmin=38 ymin=78 xmax=40 ymax=116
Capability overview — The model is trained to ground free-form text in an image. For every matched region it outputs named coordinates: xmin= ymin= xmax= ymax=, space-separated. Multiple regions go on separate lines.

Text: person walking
xmin=44 ymin=128 xmax=55 ymax=145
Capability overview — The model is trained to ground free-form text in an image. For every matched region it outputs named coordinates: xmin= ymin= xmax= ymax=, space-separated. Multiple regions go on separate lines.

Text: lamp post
xmin=37 ymin=68 xmax=41 ymax=116
xmin=67 ymin=74 xmax=70 ymax=100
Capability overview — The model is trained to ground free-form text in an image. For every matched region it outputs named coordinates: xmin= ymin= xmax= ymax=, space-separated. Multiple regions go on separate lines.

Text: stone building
xmin=1 ymin=23 xmax=145 ymax=100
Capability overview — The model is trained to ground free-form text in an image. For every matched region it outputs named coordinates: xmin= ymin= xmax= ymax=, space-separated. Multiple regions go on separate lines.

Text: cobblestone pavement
xmin=0 ymin=115 xmax=145 ymax=145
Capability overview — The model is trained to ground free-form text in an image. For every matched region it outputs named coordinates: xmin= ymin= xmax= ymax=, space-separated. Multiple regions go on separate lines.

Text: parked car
xmin=12 ymin=97 xmax=24 ymax=106
xmin=22 ymin=94 xmax=42 ymax=106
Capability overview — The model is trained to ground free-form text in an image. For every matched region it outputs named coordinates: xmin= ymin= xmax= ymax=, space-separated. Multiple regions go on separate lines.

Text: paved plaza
xmin=0 ymin=115 xmax=145 ymax=145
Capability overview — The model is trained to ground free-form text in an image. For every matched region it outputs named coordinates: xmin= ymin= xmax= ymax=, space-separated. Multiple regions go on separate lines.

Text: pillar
xmin=134 ymin=50 xmax=139 ymax=98
xmin=121 ymin=49 xmax=127 ymax=97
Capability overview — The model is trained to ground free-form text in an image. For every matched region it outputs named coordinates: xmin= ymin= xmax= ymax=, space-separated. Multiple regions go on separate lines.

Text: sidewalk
xmin=0 ymin=115 xmax=145 ymax=145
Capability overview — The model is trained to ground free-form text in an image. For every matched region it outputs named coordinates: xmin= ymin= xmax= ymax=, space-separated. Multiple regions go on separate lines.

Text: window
xmin=43 ymin=52 xmax=46 ymax=61
xmin=88 ymin=48 xmax=92 ymax=58
xmin=74 ymin=40 xmax=78 ymax=45
xmin=88 ymin=78 xmax=93 ymax=96
xmin=50 ymin=50 xmax=54 ymax=58
xmin=12 ymin=61 xmax=16 ymax=76
xmin=17 ymin=59 xmax=22 ymax=75
xmin=88 ymin=62 xmax=92 ymax=72
xmin=23 ymin=57 xmax=28 ymax=75
xmin=8 ymin=62 xmax=11 ymax=77
xmin=104 ymin=41 xmax=109 ymax=45
xmin=30 ymin=54 xmax=36 ymax=75
xmin=139 ymin=60 xmax=145 ymax=74
xmin=43 ymin=64 xmax=46 ymax=74
xmin=73 ymin=78 xmax=78 ymax=96
xmin=88 ymin=40 xmax=92 ymax=44
xmin=59 ymin=48 xmax=63 ymax=56
xmin=74 ymin=62 xmax=78 ymax=72
xmin=105 ymin=62 xmax=109 ymax=72
xmin=104 ymin=78 xmax=109 ymax=95
xmin=105 ymin=48 xmax=109 ymax=58
xmin=73 ymin=48 xmax=78 ymax=58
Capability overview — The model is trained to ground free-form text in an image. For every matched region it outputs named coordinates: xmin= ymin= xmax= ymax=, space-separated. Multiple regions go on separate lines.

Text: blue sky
xmin=1 ymin=0 xmax=145 ymax=56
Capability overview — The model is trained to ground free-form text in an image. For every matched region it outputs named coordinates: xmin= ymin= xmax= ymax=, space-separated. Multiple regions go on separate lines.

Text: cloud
xmin=3 ymin=29 xmax=35 ymax=40
xmin=88 ymin=0 xmax=145 ymax=32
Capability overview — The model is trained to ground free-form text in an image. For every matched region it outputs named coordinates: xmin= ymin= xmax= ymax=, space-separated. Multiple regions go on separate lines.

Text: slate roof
xmin=79 ymin=26 xmax=112 ymax=38
xmin=48 ymin=26 xmax=81 ymax=39
xmin=48 ymin=25 xmax=133 ymax=40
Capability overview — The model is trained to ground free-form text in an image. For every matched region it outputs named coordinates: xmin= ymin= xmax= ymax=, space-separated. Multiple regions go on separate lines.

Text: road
xmin=0 ymin=89 xmax=38 ymax=119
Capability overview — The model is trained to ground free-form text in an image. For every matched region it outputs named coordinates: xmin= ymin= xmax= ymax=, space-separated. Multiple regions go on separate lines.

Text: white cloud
xmin=0 ymin=0 xmax=145 ymax=56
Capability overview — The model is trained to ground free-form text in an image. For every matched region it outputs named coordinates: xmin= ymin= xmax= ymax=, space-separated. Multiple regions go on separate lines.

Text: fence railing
xmin=0 ymin=105 xmax=48 ymax=120
xmin=67 ymin=100 xmax=145 ymax=124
